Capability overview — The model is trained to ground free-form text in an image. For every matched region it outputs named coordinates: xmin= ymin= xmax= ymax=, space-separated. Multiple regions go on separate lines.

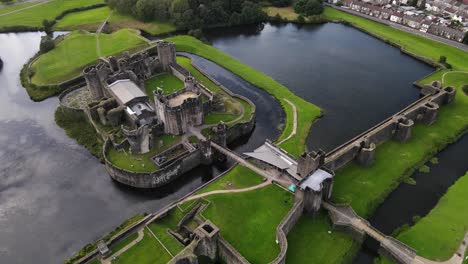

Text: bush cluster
xmin=294 ymin=0 xmax=324 ymax=16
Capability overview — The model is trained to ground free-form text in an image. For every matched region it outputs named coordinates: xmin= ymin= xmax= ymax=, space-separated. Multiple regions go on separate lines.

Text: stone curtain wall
xmin=103 ymin=139 xmax=204 ymax=188
xmin=270 ymin=199 xmax=305 ymax=264
xmin=218 ymin=237 xmax=251 ymax=264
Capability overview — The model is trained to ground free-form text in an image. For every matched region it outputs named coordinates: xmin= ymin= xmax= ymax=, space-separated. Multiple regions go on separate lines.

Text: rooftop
xmin=108 ymin=79 xmax=147 ymax=106
xmin=299 ymin=169 xmax=333 ymax=192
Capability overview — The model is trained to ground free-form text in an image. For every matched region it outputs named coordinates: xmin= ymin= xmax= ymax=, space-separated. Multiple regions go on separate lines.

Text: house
xmin=361 ymin=3 xmax=372 ymax=14
xmin=390 ymin=12 xmax=404 ymax=23
xmin=379 ymin=8 xmax=393 ymax=19
xmin=369 ymin=5 xmax=383 ymax=17
xmin=351 ymin=1 xmax=364 ymax=11
xmin=428 ymin=23 xmax=465 ymax=41
xmin=342 ymin=0 xmax=354 ymax=7
xmin=420 ymin=19 xmax=433 ymax=32
xmin=403 ymin=15 xmax=424 ymax=28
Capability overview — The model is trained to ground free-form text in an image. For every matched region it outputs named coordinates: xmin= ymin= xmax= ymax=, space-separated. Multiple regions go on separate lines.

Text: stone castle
xmin=83 ymin=41 xmax=213 ymax=154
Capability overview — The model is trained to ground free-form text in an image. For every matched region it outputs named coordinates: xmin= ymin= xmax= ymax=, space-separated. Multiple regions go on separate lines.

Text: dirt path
xmin=277 ymin=98 xmax=297 ymax=145
xmin=0 ymin=0 xmax=50 ymax=17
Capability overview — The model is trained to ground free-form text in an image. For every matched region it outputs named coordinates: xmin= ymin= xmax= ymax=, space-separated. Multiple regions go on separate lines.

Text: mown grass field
xmin=167 ymin=36 xmax=322 ymax=157
xmin=200 ymin=185 xmax=294 ymax=263
xmin=54 ymin=6 xmax=177 ymax=35
xmin=31 ymin=29 xmax=149 ymax=85
xmin=106 ymin=134 xmax=181 ymax=173
xmin=196 ymin=165 xmax=264 ymax=194
xmin=145 ymin=72 xmax=185 ymax=96
xmin=0 ymin=1 xmax=37 ymax=15
xmin=381 ymin=171 xmax=468 ymax=261
xmin=0 ymin=0 xmax=104 ymax=28
xmin=114 ymin=228 xmax=171 ymax=264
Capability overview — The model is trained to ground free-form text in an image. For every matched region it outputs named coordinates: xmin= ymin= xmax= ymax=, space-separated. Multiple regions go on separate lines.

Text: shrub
xmin=40 ymin=35 xmax=55 ymax=54
xmin=294 ymin=0 xmax=324 ymax=16
xmin=462 ymin=85 xmax=468 ymax=96
xmin=297 ymin=14 xmax=305 ymax=23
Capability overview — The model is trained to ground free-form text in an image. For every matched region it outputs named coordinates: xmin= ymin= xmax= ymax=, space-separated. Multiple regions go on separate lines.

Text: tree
xmin=294 ymin=0 xmax=323 ymax=16
xmin=240 ymin=1 xmax=266 ymax=24
xmin=135 ymin=0 xmax=154 ymax=21
xmin=271 ymin=0 xmax=292 ymax=7
xmin=42 ymin=19 xmax=55 ymax=34
xmin=0 ymin=0 xmax=14 ymax=3
xmin=463 ymin=31 xmax=468 ymax=45
xmin=40 ymin=36 xmax=55 ymax=54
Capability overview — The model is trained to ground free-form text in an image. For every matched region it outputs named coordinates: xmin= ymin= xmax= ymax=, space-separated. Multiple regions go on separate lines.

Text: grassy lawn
xmin=145 ymin=72 xmax=185 ymax=97
xmin=54 ymin=6 xmax=177 ymax=35
xmin=109 ymin=232 xmax=138 ymax=254
xmin=0 ymin=2 xmax=37 ymax=15
xmin=379 ymin=171 xmax=468 ymax=261
xmin=114 ymin=228 xmax=171 ymax=264
xmin=196 ymin=165 xmax=264 ymax=195
xmin=146 ymin=201 xmax=206 ymax=257
xmin=30 ymin=29 xmax=149 ymax=85
xmin=264 ymin=6 xmax=299 ymax=21
xmin=204 ymin=112 xmax=238 ymax=124
xmin=106 ymin=134 xmax=181 ymax=173
xmin=199 ymin=185 xmax=294 ymax=263
xmin=176 ymin=56 xmax=222 ymax=93
xmin=286 ymin=212 xmax=359 ymax=264
xmin=167 ymin=36 xmax=322 ymax=157
xmin=0 ymin=0 xmax=104 ymax=28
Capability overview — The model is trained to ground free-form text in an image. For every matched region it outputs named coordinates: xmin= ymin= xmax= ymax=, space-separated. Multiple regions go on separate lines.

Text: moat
xmin=0 ymin=21 xmax=461 ymax=263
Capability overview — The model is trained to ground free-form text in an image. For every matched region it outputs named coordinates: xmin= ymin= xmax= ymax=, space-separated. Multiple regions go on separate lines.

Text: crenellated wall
xmin=324 ymin=83 xmax=456 ymax=171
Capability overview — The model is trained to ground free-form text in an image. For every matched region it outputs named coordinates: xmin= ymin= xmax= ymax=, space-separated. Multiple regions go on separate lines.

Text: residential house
xmin=379 ymin=8 xmax=393 ymax=19
xmin=390 ymin=12 xmax=404 ymax=23
xmin=428 ymin=23 xmax=465 ymax=41
xmin=403 ymin=15 xmax=425 ymax=28
xmin=420 ymin=19 xmax=433 ymax=32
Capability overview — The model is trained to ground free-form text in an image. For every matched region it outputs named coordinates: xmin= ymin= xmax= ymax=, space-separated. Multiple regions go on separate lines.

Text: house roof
xmin=108 ymin=79 xmax=147 ymax=106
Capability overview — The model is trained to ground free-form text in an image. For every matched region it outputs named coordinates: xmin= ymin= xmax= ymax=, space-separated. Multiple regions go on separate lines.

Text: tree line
xmin=106 ymin=0 xmax=268 ymax=29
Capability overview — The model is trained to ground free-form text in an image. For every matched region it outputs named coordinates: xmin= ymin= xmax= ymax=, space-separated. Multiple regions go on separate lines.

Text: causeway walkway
xmin=323 ymin=202 xmax=468 ymax=264
xmin=277 ymin=98 xmax=297 ymax=145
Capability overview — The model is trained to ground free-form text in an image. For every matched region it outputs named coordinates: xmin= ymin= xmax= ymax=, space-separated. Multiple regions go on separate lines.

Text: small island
xmin=59 ymin=40 xmax=255 ymax=188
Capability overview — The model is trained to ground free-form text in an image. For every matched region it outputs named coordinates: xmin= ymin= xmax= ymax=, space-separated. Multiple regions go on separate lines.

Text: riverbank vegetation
xmin=380 ymin=171 xmax=468 ymax=261
xmin=167 ymin=35 xmax=321 ymax=157
xmin=30 ymin=29 xmax=148 ymax=86
xmin=0 ymin=0 xmax=104 ymax=30
xmin=54 ymin=6 xmax=177 ymax=35
xmin=55 ymin=106 xmax=103 ymax=159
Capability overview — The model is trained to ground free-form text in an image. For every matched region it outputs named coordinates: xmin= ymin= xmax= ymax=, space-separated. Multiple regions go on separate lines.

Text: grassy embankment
xmin=31 ymin=28 xmax=149 ymax=85
xmin=377 ymin=171 xmax=468 ymax=262
xmin=54 ymin=6 xmax=177 ymax=35
xmin=166 ymin=36 xmax=322 ymax=157
xmin=55 ymin=107 xmax=103 ymax=159
xmin=0 ymin=0 xmax=104 ymax=28
xmin=106 ymin=134 xmax=181 ymax=173
xmin=197 ymin=184 xmax=294 ymax=263
xmin=65 ymin=213 xmax=146 ymax=264
xmin=114 ymin=228 xmax=172 ymax=264
xmin=195 ymin=165 xmax=264 ymax=195
xmin=277 ymin=6 xmax=468 ymax=264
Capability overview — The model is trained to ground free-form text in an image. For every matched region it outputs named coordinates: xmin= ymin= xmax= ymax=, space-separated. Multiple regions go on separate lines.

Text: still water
xmin=0 ymin=32 xmax=281 ymax=263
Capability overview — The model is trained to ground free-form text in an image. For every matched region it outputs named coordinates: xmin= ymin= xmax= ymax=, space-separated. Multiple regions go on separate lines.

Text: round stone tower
xmin=84 ymin=66 xmax=105 ymax=100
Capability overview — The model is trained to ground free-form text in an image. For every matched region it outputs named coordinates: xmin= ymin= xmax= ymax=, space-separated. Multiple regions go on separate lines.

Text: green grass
xmin=196 ymin=165 xmax=264 ymax=194
xmin=54 ymin=6 xmax=177 ymax=35
xmin=286 ymin=212 xmax=359 ymax=264
xmin=114 ymin=229 xmax=171 ymax=264
xmin=200 ymin=185 xmax=294 ymax=263
xmin=176 ymin=56 xmax=222 ymax=93
xmin=167 ymin=36 xmax=322 ymax=157
xmin=55 ymin=106 xmax=102 ymax=159
xmin=204 ymin=112 xmax=238 ymax=124
xmin=323 ymin=7 xmax=468 ymax=72
xmin=0 ymin=0 xmax=104 ymax=28
xmin=109 ymin=232 xmax=138 ymax=254
xmin=381 ymin=171 xmax=468 ymax=261
xmin=106 ymin=134 xmax=181 ymax=173
xmin=0 ymin=2 xmax=37 ymax=16
xmin=30 ymin=29 xmax=149 ymax=85
xmin=145 ymin=73 xmax=185 ymax=97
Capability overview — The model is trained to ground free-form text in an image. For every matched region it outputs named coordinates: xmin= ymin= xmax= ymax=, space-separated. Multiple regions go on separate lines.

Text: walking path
xmin=182 ymin=180 xmax=272 ymax=202
xmin=277 ymin=98 xmax=297 ymax=145
xmin=441 ymin=71 xmax=468 ymax=86
xmin=95 ymin=12 xmax=112 ymax=57
xmin=0 ymin=0 xmax=50 ymax=17
xmin=100 ymin=228 xmax=144 ymax=264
